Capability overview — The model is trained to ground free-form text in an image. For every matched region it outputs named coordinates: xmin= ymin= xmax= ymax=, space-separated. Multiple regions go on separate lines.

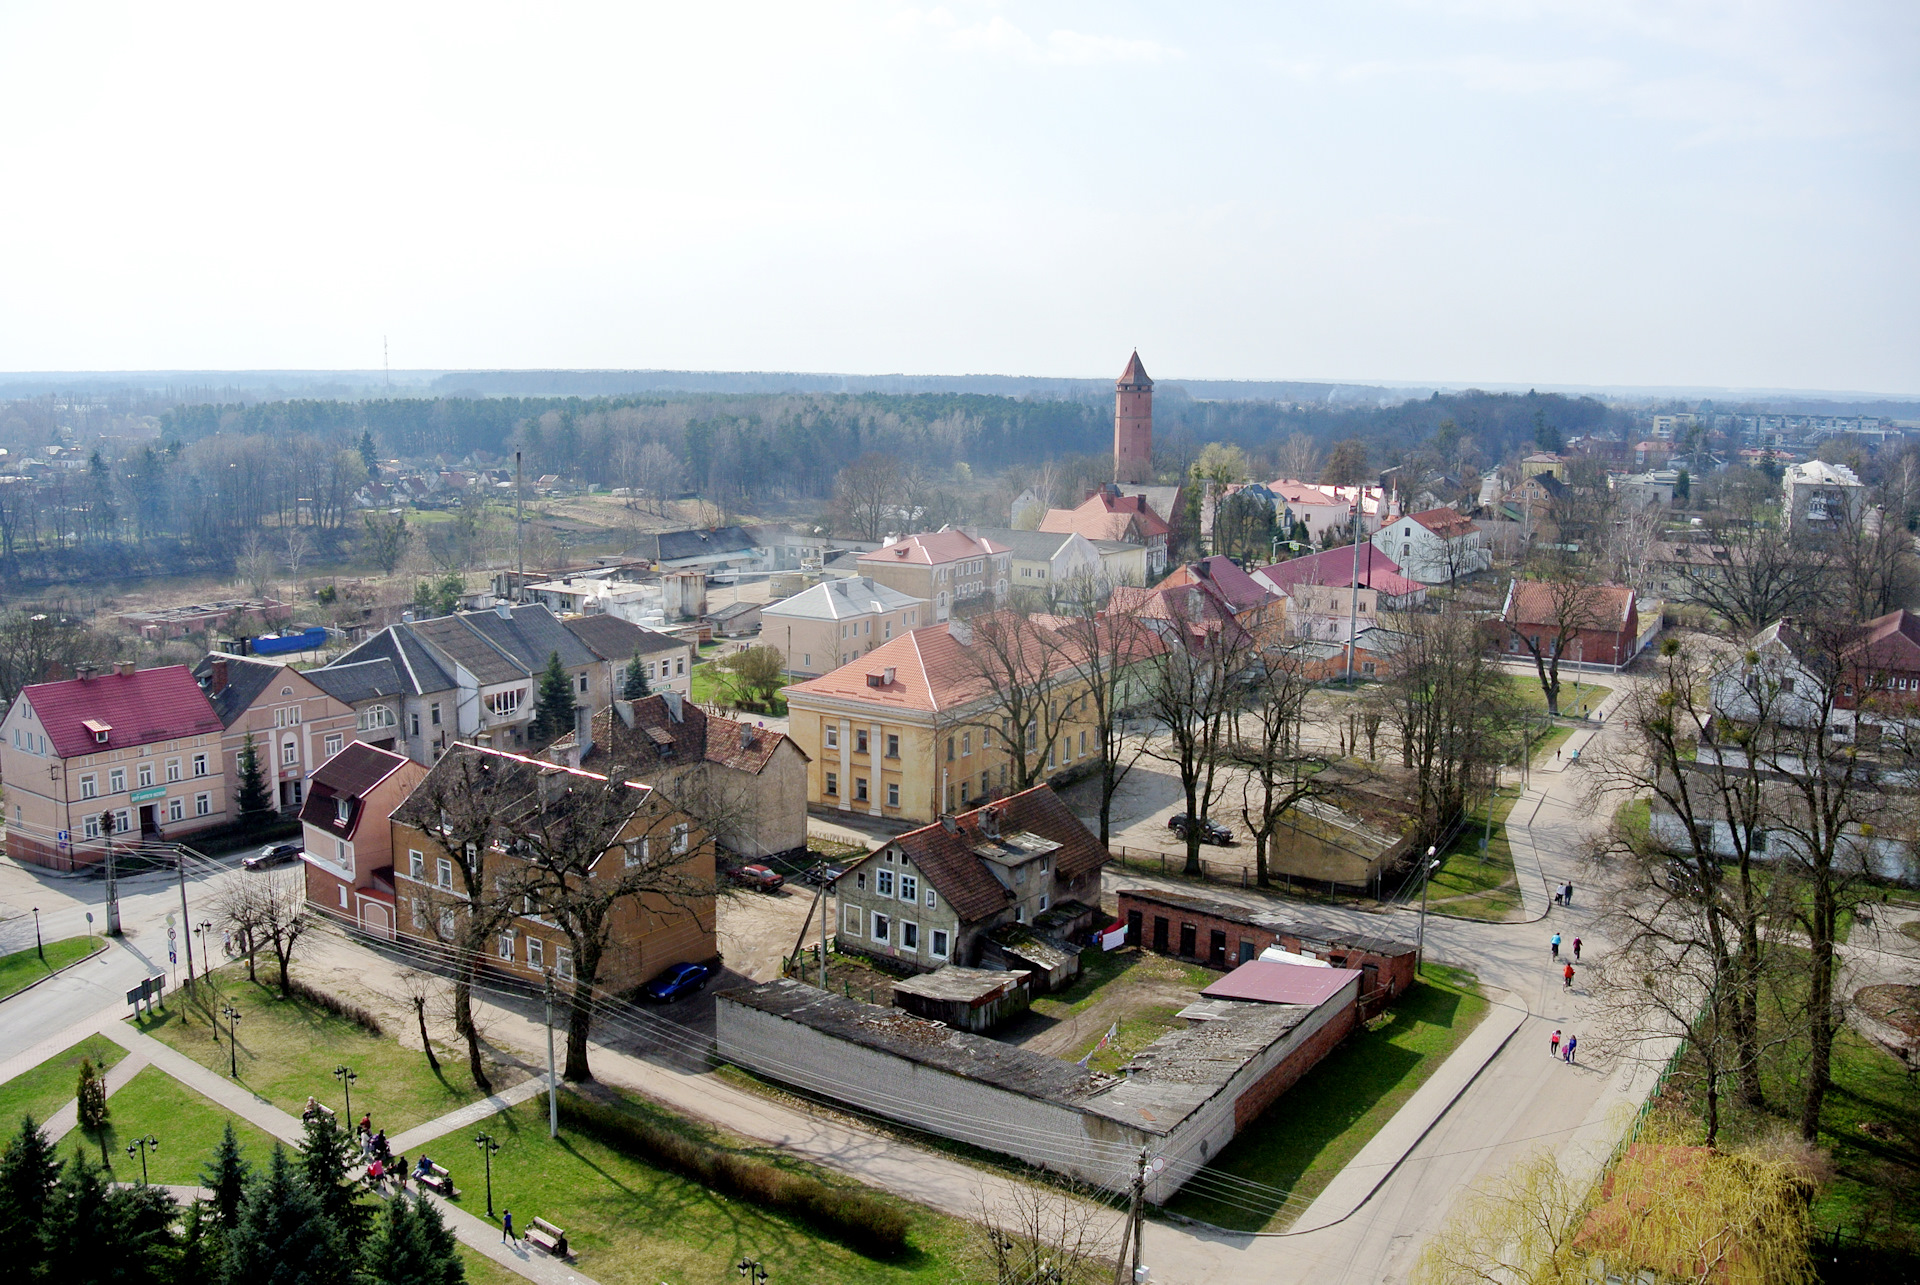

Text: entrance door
xmin=1152 ymin=916 xmax=1169 ymax=953
xmin=1178 ymin=922 xmax=1197 ymax=958
xmin=1126 ymin=910 xmax=1143 ymax=946
xmin=1209 ymin=930 xmax=1227 ymax=969
xmin=138 ymin=804 xmax=159 ymax=838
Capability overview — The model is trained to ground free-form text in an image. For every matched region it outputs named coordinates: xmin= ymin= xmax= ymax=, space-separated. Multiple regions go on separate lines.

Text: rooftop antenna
xmin=515 ymin=449 xmax=525 ymax=588
xmin=383 ymin=336 xmax=390 ymax=390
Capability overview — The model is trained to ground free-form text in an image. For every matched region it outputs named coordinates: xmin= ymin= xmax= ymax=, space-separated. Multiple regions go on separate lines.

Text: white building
xmin=1369 ymin=508 xmax=1491 ymax=585
xmin=1781 ymin=460 xmax=1865 ymax=534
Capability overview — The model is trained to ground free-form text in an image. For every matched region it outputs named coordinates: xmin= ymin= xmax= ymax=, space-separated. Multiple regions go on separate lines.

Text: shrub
xmin=557 ymin=1092 xmax=910 ymax=1257
xmin=284 ymin=977 xmax=384 ymax=1036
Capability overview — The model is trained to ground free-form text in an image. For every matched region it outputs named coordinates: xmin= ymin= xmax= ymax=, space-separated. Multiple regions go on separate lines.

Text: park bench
xmin=302 ymin=1103 xmax=336 ymax=1124
xmin=525 ymin=1217 xmax=570 ymax=1259
xmin=416 ymin=1162 xmax=456 ymax=1197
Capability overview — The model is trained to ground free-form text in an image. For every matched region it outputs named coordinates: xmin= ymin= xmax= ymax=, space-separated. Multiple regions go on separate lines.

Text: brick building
xmin=1115 ymin=887 xmax=1415 ymax=1016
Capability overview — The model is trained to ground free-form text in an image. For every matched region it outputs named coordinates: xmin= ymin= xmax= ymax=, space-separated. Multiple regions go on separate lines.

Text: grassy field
xmin=457 ymin=1248 xmax=524 ymax=1285
xmin=62 ymin=1064 xmax=282 ymax=1186
xmin=138 ymin=965 xmax=521 ymax=1133
xmin=690 ymin=661 xmax=794 ymax=716
xmin=1425 ymin=788 xmax=1524 ymax=921
xmin=0 ymin=935 xmax=105 ymax=1000
xmin=0 ymin=1033 xmax=127 ymax=1128
xmin=1166 ymin=964 xmax=1489 ymax=1231
xmin=1506 ymin=672 xmax=1612 ymax=717
xmin=1023 ymin=948 xmax=1217 ymax=1071
xmin=455 ymin=1095 xmax=976 ymax=1285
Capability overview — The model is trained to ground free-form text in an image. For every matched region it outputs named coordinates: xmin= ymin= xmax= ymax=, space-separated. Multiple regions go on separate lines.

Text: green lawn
xmin=62 ymin=1064 xmax=282 ymax=1187
xmin=690 ymin=661 xmax=794 ymax=716
xmin=1425 ymin=789 xmax=1524 ymax=921
xmin=0 ymin=1033 xmax=128 ymax=1129
xmin=137 ymin=965 xmax=520 ymax=1134
xmin=1166 ymin=964 xmax=1489 ymax=1231
xmin=455 ymin=1095 xmax=976 ymax=1285
xmin=0 ymin=935 xmax=105 ymax=1000
xmin=1506 ymin=672 xmax=1611 ymax=717
xmin=1530 ymin=724 xmax=1575 ymax=765
xmin=457 ymin=1248 xmax=524 ymax=1285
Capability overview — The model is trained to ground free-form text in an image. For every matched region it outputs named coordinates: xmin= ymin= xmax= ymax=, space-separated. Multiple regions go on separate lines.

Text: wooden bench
xmin=301 ymin=1103 xmax=336 ymax=1124
xmin=416 ymin=1162 xmax=456 ymax=1197
xmin=525 ymin=1217 xmax=570 ymax=1258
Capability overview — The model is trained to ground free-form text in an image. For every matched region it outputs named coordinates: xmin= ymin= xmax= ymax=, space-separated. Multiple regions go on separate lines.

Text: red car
xmin=729 ymin=864 xmax=785 ymax=892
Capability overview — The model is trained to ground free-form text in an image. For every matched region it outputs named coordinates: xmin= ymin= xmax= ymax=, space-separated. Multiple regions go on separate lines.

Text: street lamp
xmin=738 ymin=1258 xmax=769 ymax=1285
xmin=333 ymin=1065 xmax=358 ymax=1124
xmin=125 ymin=1133 xmax=159 ymax=1185
xmin=1416 ymin=845 xmax=1440 ymax=976
xmin=475 ymin=1131 xmax=502 ymax=1217
xmin=31 ymin=907 xmax=42 ymax=960
xmin=221 ymin=1005 xmax=242 ymax=1077
xmin=100 ymin=808 xmax=122 ymax=936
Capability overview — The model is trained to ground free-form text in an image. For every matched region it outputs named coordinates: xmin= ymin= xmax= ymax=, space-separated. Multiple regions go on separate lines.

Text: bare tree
xmin=1380 ymin=607 xmax=1518 ymax=850
xmin=832 ymin=452 xmax=902 ymax=542
xmin=952 ymin=613 xmax=1077 ymax=798
xmin=283 ymin=525 xmax=312 ymax=587
xmin=1231 ymin=642 xmax=1328 ymax=888
xmin=219 ymin=870 xmax=310 ymax=997
xmin=631 ymin=441 xmax=684 ymax=516
xmin=1275 ymin=433 xmax=1320 ymax=484
xmin=1501 ymin=572 xmax=1621 ymax=716
xmin=970 ymin=1178 xmax=1120 ymax=1285
xmin=392 ymin=970 xmax=443 ymax=1074
xmin=361 ymin=511 xmax=411 ymax=575
xmin=1052 ymin=588 xmax=1158 ymax=845
xmin=237 ymin=530 xmax=276 ymax=598
xmin=1677 ymin=486 xmax=1823 ymax=635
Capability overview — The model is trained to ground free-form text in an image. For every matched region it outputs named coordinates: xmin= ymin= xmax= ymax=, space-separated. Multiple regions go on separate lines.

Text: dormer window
xmin=334 ymin=798 xmax=351 ymax=824
xmin=84 ymin=719 xmax=111 ymax=744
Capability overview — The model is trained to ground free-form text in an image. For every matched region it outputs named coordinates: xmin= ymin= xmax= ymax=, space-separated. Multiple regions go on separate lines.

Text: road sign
xmin=167 ymin=926 xmax=176 ymax=940
xmin=57 ymin=830 xmax=69 ymax=843
xmin=168 ymin=948 xmax=176 ymax=965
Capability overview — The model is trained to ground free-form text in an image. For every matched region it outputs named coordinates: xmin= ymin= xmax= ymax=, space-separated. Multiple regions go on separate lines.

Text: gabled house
xmin=1497 ymin=581 xmax=1642 ymax=669
xmin=193 ymin=654 xmax=360 ymax=815
xmin=1 ymin=663 xmax=230 ymax=869
xmin=1156 ymin=556 xmax=1284 ymax=628
xmin=857 ymin=529 xmax=1011 ymax=622
xmin=1370 ymin=508 xmax=1491 ymax=585
xmin=561 ymin=613 xmax=694 ymax=703
xmin=833 ymin=785 xmax=1110 ymax=975
xmin=762 ymin=576 xmax=929 ymax=679
xmin=628 ymin=526 xmax=759 ymax=571
xmin=298 ymin=742 xmax=427 ymax=937
xmin=1039 ymin=487 xmax=1171 ymax=577
xmin=1253 ymin=546 xmax=1426 ymax=643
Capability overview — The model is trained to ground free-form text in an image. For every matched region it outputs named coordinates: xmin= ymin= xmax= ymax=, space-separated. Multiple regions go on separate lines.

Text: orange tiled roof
xmin=857 ymin=529 xmax=1007 ymax=568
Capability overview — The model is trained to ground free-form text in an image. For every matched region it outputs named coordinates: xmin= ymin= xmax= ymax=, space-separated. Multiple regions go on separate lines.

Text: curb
xmin=0 ymin=937 xmax=111 ymax=1004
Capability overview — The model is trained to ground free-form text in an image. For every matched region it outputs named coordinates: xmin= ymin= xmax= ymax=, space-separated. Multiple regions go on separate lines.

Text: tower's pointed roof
xmin=1117 ymin=350 xmax=1152 ymax=388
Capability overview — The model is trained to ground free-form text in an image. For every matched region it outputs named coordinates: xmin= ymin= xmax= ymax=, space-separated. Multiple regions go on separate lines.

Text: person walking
xmin=502 ymin=1209 xmax=515 ymax=1245
xmin=1563 ymin=962 xmax=1575 ymax=989
xmin=1549 ymin=1029 xmax=1561 ymax=1058
xmin=1573 ymin=937 xmax=1583 ymax=963
xmin=1564 ymin=1034 xmax=1578 ymax=1063
xmin=1551 ymin=933 xmax=1561 ymax=962
xmin=1565 ymin=882 xmax=1575 ymax=907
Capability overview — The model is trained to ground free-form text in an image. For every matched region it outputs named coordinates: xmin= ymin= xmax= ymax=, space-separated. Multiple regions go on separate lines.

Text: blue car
xmin=643 ymin=962 xmax=711 ymax=1004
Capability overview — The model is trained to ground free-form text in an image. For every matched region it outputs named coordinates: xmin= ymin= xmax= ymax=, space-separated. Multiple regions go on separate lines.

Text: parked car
xmin=642 ymin=962 xmax=711 ymax=1003
xmin=243 ymin=841 xmax=303 ymax=871
xmin=799 ymin=863 xmax=846 ymax=887
xmin=729 ymin=864 xmax=785 ymax=892
xmin=1166 ymin=814 xmax=1233 ymax=845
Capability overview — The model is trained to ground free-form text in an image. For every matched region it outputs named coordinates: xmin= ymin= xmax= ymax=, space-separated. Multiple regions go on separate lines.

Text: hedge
xmin=556 ymin=1092 xmax=911 ymax=1257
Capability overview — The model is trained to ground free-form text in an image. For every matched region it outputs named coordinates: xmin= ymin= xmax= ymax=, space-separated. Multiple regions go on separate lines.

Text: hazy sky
xmin=1 ymin=2 xmax=1914 ymax=392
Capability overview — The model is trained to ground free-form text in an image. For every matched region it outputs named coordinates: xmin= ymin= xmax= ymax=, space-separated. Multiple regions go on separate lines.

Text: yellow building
xmin=783 ymin=619 xmax=1109 ymax=823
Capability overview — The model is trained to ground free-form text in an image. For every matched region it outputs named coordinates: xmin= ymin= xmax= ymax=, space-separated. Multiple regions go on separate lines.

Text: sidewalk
xmin=43 ymin=1051 xmax=149 ymax=1143
xmin=389 ymin=1076 xmax=551 ymax=1156
xmin=99 ymin=1018 xmax=306 ymax=1145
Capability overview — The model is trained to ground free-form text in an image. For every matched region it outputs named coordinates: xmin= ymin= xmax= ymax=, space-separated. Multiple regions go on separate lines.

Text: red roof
xmin=1406 ymin=507 xmax=1480 ymax=539
xmin=1160 ymin=557 xmax=1279 ymax=615
xmin=857 ymin=529 xmax=1007 ymax=568
xmin=1254 ymin=545 xmax=1421 ymax=598
xmin=1846 ymin=609 xmax=1920 ymax=672
xmin=1117 ymin=350 xmax=1152 ymax=389
xmin=24 ymin=665 xmax=224 ymax=759
xmin=1201 ymin=960 xmax=1361 ymax=1007
xmin=1502 ymin=581 xmax=1636 ymax=630
xmin=1039 ymin=491 xmax=1171 ymax=543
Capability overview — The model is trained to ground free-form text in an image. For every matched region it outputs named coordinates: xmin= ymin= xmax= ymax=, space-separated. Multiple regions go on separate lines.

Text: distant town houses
xmin=760 ymin=576 xmax=930 ymax=679
xmin=1369 ymin=507 xmax=1491 ymax=585
xmin=193 ymin=653 xmax=360 ymax=814
xmin=856 ymin=528 xmax=1011 ymax=623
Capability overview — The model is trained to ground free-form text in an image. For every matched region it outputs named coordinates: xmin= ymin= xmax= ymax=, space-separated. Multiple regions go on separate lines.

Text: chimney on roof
xmin=210 ymin=658 xmax=229 ymax=694
xmin=740 ymin=724 xmax=755 ymax=751
xmin=116 ymin=660 xmax=135 ymax=678
xmin=663 ymin=689 xmax=683 ymax=723
xmin=614 ymin=698 xmax=636 ymax=729
xmin=941 ymin=815 xmax=957 ymax=834
xmin=76 ymin=665 xmax=95 ymax=682
xmin=494 ymin=600 xmax=512 ymax=620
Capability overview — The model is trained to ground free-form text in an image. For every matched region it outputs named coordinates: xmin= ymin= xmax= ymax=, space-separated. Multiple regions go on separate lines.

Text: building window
xmin=485 ymin=689 xmax=524 ymax=716
xmin=556 ymin=946 xmax=574 ymax=979
xmin=931 ymin=929 xmax=949 ymax=959
xmin=671 ymin=823 xmax=690 ymax=854
xmin=83 ymin=815 xmax=99 ymax=839
xmin=195 ymin=792 xmax=211 ymax=817
xmin=526 ymin=937 xmax=544 ymax=970
xmin=871 ymin=912 xmax=890 ymax=943
xmin=79 ymin=774 xmax=97 ymax=799
xmin=877 ymin=869 xmax=894 ymax=897
xmin=115 ymin=809 xmax=131 ymax=834
xmin=824 ymin=771 xmax=838 ymax=796
xmin=499 ymin=934 xmax=514 ymax=960
xmin=886 ymin=733 xmax=899 ymax=758
xmin=436 ymin=857 xmax=454 ymax=889
xmin=946 ymin=736 xmax=955 ymax=762
xmin=959 ymin=780 xmax=970 ymax=804
xmin=980 ymin=770 xmax=989 ymax=796
xmin=887 ymin=782 xmax=899 ymax=807
xmin=901 ymin=921 xmax=919 ymax=951
xmin=824 ymin=727 xmax=838 ymax=749
xmin=168 ymin=797 xmax=184 ymax=823
xmin=626 ymin=837 xmax=651 ymax=867
xmin=676 ymin=658 xmax=685 ymax=675
xmin=803 ymin=654 xmax=811 ymax=668
xmin=325 ymin=734 xmax=343 ymax=758
xmin=926 ymin=888 xmax=937 ymax=909
xmin=899 ymin=874 xmax=917 ymax=903
xmin=1039 ymin=893 xmax=1050 ymax=912
xmin=854 ymin=778 xmax=868 ymax=802
xmin=844 ymin=903 xmax=862 ymax=935
xmin=357 ymin=706 xmax=397 ymax=732
xmin=409 ymin=849 xmax=424 ymax=879
xmin=855 ymin=871 xmax=865 ymax=890
xmin=856 ymin=729 xmax=868 ymax=754
xmin=282 ymin=740 xmax=298 ymax=766
xmin=431 ymin=702 xmax=441 ymax=726
xmin=961 ymin=731 xmax=971 ymax=757
xmin=137 ymin=763 xmax=154 ymax=788
xmin=578 ymin=676 xmax=589 ymax=694
xmin=1079 ymin=731 xmax=1087 ymax=756
xmin=109 ymin=768 xmax=125 ymax=793
xmin=410 ymin=712 xmax=422 ymax=737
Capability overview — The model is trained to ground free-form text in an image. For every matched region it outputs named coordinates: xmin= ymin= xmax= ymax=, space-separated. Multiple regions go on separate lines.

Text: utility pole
xmin=176 ymin=851 xmax=196 ymax=986
xmin=543 ymin=969 xmax=558 ymax=1138
xmin=515 ymin=449 xmax=525 ymax=592
xmin=101 ymin=810 xmax=121 ymax=936
xmin=1416 ymin=845 xmax=1439 ymax=976
xmin=1343 ymin=501 xmax=1364 ymax=685
xmin=1114 ymin=1146 xmax=1149 ymax=1285
xmin=820 ymin=877 xmax=831 ymax=991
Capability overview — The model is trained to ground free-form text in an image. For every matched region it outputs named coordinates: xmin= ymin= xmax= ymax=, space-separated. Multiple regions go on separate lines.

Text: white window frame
xmin=670 ymin=822 xmax=690 ymax=855
xmin=165 ymin=758 xmax=181 ymax=782
xmin=901 ymin=921 xmax=919 ymax=951
xmin=168 ymin=797 xmax=184 ymax=823
xmin=844 ymin=903 xmax=862 ymax=936
xmin=83 ymin=814 xmax=100 ymax=839
xmin=556 ymin=946 xmax=574 ymax=979
xmin=437 ymin=857 xmax=454 ymax=889
xmin=193 ymin=752 xmax=209 ymax=776
xmin=324 ymin=734 xmax=343 ymax=758
xmin=409 ymin=849 xmax=425 ymax=879
xmin=887 ymin=782 xmax=899 ymax=807
xmin=79 ymin=773 xmax=97 ymax=799
xmin=876 ymin=869 xmax=894 ymax=897
xmin=931 ymin=929 xmax=949 ymax=959
xmin=899 ymin=874 xmax=918 ymax=904
xmin=871 ymin=911 xmax=890 ymax=943
xmin=109 ymin=767 xmax=126 ymax=793
xmin=195 ymin=792 xmax=212 ymax=816
xmin=926 ymin=888 xmax=937 ymax=909
xmin=498 ymin=933 xmax=515 ymax=960
xmin=526 ymin=937 xmax=544 ymax=970
xmin=824 ymin=726 xmax=839 ymax=749
xmin=137 ymin=763 xmax=154 ymax=788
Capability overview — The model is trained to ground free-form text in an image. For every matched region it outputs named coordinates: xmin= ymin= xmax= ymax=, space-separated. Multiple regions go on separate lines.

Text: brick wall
xmin=1233 ymin=995 xmax=1356 ymax=1130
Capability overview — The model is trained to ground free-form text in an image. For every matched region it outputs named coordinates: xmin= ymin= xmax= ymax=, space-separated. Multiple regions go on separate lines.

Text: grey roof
xmin=629 ymin=526 xmax=757 ymax=564
xmin=707 ymin=601 xmax=760 ymax=622
xmin=561 ymin=614 xmax=686 ymax=662
xmin=762 ymin=576 xmax=926 ymax=623
xmin=410 ymin=604 xmax=597 ymax=686
xmin=1116 ymin=887 xmax=1414 ymax=957
xmin=322 ymin=628 xmax=455 ymax=698
xmin=305 ymin=657 xmax=408 ymax=705
xmin=968 ymin=527 xmax=1080 ymax=563
xmin=191 ymin=653 xmax=284 ymax=728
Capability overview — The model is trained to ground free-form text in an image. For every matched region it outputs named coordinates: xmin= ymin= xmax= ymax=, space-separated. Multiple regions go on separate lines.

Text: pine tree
xmin=358 ymin=430 xmax=378 ymax=474
xmin=201 ymin=1121 xmax=251 ymax=1231
xmin=296 ymin=1115 xmax=369 ymax=1240
xmin=0 ymin=1115 xmax=62 ymax=1276
xmin=74 ymin=1059 xmax=110 ymax=1166
xmin=226 ymin=1146 xmax=351 ymax=1285
xmin=531 ymin=649 xmax=577 ymax=745
xmin=363 ymin=1189 xmax=466 ymax=1285
xmin=44 ymin=1152 xmax=178 ymax=1285
xmin=623 ymin=650 xmax=651 ymax=700
xmin=236 ymin=733 xmax=275 ymax=826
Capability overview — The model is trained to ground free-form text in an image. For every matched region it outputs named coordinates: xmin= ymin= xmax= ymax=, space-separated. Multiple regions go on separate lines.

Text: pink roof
xmin=1255 ymin=546 xmax=1421 ymax=598
xmin=23 ymin=665 xmax=224 ymax=759
xmin=1267 ymin=479 xmax=1344 ymax=507
xmin=857 ymin=529 xmax=1007 ymax=568
xmin=1160 ymin=557 xmax=1279 ymax=614
xmin=1201 ymin=960 xmax=1361 ymax=1008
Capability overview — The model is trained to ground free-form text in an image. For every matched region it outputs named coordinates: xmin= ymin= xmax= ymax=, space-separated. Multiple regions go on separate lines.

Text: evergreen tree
xmin=236 ymin=733 xmax=275 ymax=826
xmin=1675 ymin=467 xmax=1691 ymax=501
xmin=358 ymin=430 xmax=379 ymax=475
xmin=44 ymin=1152 xmax=177 ymax=1285
xmin=74 ymin=1059 xmax=110 ymax=1166
xmin=226 ymin=1146 xmax=351 ymax=1285
xmin=0 ymin=1115 xmax=61 ymax=1279
xmin=202 ymin=1121 xmax=251 ymax=1231
xmin=622 ymin=650 xmax=651 ymax=700
xmin=361 ymin=1191 xmax=465 ymax=1285
xmin=296 ymin=1115 xmax=369 ymax=1240
xmin=531 ymin=649 xmax=577 ymax=744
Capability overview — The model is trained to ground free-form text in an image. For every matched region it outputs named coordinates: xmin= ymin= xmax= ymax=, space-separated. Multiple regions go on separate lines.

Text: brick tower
xmin=1113 ymin=350 xmax=1153 ymax=484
